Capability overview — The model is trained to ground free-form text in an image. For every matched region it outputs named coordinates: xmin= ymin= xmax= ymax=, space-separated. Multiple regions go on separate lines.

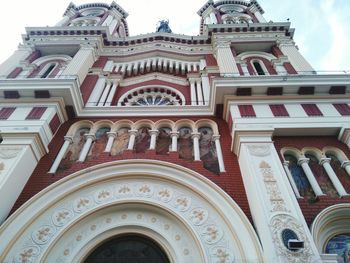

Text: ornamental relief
xmin=270 ymin=215 xmax=313 ymax=263
xmin=248 ymin=144 xmax=271 ymax=157
xmin=10 ymin=179 xmax=236 ymax=263
xmin=0 ymin=147 xmax=23 ymax=160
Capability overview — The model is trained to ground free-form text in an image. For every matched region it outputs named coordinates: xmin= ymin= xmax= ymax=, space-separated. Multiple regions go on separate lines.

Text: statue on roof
xmin=156 ymin=20 xmax=172 ymax=33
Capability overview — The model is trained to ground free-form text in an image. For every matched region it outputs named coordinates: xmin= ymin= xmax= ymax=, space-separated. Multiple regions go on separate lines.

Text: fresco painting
xmin=111 ymin=128 xmax=129 ymax=156
xmin=199 ymin=127 xmax=219 ymax=174
xmin=58 ymin=127 xmax=90 ymax=171
xmin=87 ymin=127 xmax=110 ymax=160
xmin=285 ymin=155 xmax=316 ymax=203
xmin=306 ymin=154 xmax=338 ymax=198
xmin=135 ymin=127 xmax=150 ymax=153
xmin=156 ymin=127 xmax=171 ymax=155
xmin=326 ymin=234 xmax=350 ymax=263
xmin=178 ymin=127 xmax=193 ymax=160
xmin=328 ymin=154 xmax=350 ymax=193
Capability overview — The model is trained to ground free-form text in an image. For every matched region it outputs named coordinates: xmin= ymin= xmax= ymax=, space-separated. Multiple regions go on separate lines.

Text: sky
xmin=0 ymin=0 xmax=349 ymax=72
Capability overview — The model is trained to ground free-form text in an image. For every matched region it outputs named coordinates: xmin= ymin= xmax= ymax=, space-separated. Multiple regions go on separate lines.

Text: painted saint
xmin=111 ymin=128 xmax=129 ymax=156
xmin=135 ymin=127 xmax=150 ymax=153
xmin=156 ymin=128 xmax=171 ymax=155
xmin=199 ymin=127 xmax=219 ymax=174
xmin=178 ymin=127 xmax=193 ymax=160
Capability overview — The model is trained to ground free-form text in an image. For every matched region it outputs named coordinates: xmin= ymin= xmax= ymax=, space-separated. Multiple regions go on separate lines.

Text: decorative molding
xmin=248 ymin=144 xmax=271 ymax=157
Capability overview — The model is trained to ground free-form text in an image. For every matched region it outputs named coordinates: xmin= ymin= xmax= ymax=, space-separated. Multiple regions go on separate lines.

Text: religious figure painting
xmin=329 ymin=154 xmax=350 ymax=193
xmin=178 ymin=127 xmax=193 ymax=160
xmin=326 ymin=234 xmax=350 ymax=263
xmin=156 ymin=128 xmax=171 ymax=155
xmin=135 ymin=127 xmax=150 ymax=153
xmin=111 ymin=128 xmax=129 ymax=156
xmin=87 ymin=127 xmax=110 ymax=160
xmin=285 ymin=155 xmax=316 ymax=203
xmin=199 ymin=127 xmax=219 ymax=174
xmin=58 ymin=127 xmax=90 ymax=172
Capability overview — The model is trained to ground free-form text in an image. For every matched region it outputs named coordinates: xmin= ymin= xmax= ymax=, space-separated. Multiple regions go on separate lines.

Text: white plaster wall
xmin=254 ymin=104 xmax=274 ymax=118
xmin=284 ymin=104 xmax=308 ymax=117
xmin=318 ymin=103 xmax=340 ymax=117
xmin=0 ymin=145 xmax=37 ymax=223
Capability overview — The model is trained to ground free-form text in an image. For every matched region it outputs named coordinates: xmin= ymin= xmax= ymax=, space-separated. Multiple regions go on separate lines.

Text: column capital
xmin=341 ymin=161 xmax=350 ymax=168
xmin=128 ymin=129 xmax=138 ymax=136
xmin=106 ymin=132 xmax=117 ymax=138
xmin=283 ymin=160 xmax=290 ymax=167
xmin=149 ymin=130 xmax=159 ymax=136
xmin=319 ymin=157 xmax=331 ymax=165
xmin=64 ymin=136 xmax=74 ymax=144
xmin=276 ymin=39 xmax=295 ymax=48
xmin=298 ymin=157 xmax=310 ymax=165
xmin=212 ymin=135 xmax=221 ymax=141
xmin=84 ymin=134 xmax=96 ymax=141
xmin=191 ymin=132 xmax=201 ymax=139
xmin=170 ymin=131 xmax=179 ymax=138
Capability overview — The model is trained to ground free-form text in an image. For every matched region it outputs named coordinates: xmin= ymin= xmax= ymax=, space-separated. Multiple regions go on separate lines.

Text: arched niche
xmin=0 ymin=160 xmax=263 ymax=263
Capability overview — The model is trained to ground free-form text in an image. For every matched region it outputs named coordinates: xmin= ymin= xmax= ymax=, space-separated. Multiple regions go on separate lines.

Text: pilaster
xmin=213 ymin=39 xmax=240 ymax=77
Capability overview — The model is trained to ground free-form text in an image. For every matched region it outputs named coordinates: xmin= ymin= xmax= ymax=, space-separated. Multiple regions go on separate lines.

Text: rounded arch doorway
xmin=84 ymin=234 xmax=170 ymax=263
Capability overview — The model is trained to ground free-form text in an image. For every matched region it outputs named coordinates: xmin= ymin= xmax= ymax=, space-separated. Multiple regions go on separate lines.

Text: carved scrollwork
xmin=248 ymin=145 xmax=271 ymax=157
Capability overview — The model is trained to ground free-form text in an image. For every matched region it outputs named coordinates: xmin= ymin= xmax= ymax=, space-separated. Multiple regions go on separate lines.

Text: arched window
xmin=41 ymin=64 xmax=56 ymax=78
xmin=84 ymin=234 xmax=170 ymax=263
xmin=111 ymin=128 xmax=129 ymax=156
xmin=327 ymin=154 xmax=350 ymax=193
xmin=87 ymin=127 xmax=110 ymax=160
xmin=253 ymin=61 xmax=265 ymax=75
xmin=135 ymin=127 xmax=151 ymax=153
xmin=325 ymin=234 xmax=350 ymax=262
xmin=156 ymin=127 xmax=171 ymax=155
xmin=199 ymin=127 xmax=219 ymax=174
xmin=284 ymin=154 xmax=315 ymax=202
xmin=178 ymin=127 xmax=193 ymax=160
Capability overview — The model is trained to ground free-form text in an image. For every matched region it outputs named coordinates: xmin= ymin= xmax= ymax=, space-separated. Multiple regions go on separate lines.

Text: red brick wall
xmin=80 ymin=75 xmax=99 ymax=104
xmin=274 ymin=136 xmax=350 ymax=225
xmin=11 ymin=117 xmax=252 ymax=223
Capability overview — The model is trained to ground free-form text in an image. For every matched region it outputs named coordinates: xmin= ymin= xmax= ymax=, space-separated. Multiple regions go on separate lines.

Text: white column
xmin=201 ymin=75 xmax=210 ymax=106
xmin=192 ymin=133 xmax=201 ymax=161
xmin=248 ymin=5 xmax=267 ymax=23
xmin=126 ymin=63 xmax=133 ymax=76
xmin=139 ymin=60 xmax=145 ymax=74
xmin=98 ymin=81 xmax=111 ymax=106
xmin=214 ymin=40 xmax=240 ymax=77
xmin=105 ymin=80 xmax=118 ymax=106
xmin=102 ymin=14 xmax=114 ymax=26
xmin=342 ymin=161 xmax=350 ymax=176
xmin=170 ymin=132 xmax=179 ymax=152
xmin=213 ymin=135 xmax=225 ymax=172
xmin=278 ymin=41 xmax=314 ymax=74
xmin=298 ymin=158 xmax=324 ymax=196
xmin=320 ymin=158 xmax=348 ymax=196
xmin=127 ymin=130 xmax=138 ymax=150
xmin=149 ymin=130 xmax=159 ymax=150
xmin=189 ymin=79 xmax=197 ymax=105
xmin=282 ymin=161 xmax=301 ymax=198
xmin=196 ymin=79 xmax=204 ymax=105
xmin=146 ymin=59 xmax=152 ymax=72
xmin=0 ymin=46 xmax=33 ymax=77
xmin=78 ymin=134 xmax=96 ymax=162
xmin=209 ymin=12 xmax=217 ymax=24
xmin=104 ymin=132 xmax=116 ymax=152
xmin=87 ymin=77 xmax=106 ymax=106
xmin=62 ymin=45 xmax=96 ymax=84
xmin=240 ymin=63 xmax=250 ymax=76
xmin=175 ymin=61 xmax=180 ymax=74
xmin=49 ymin=136 xmax=73 ymax=173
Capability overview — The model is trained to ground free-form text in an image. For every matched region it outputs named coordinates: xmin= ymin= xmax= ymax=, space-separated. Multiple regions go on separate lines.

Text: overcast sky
xmin=0 ymin=0 xmax=349 ymax=72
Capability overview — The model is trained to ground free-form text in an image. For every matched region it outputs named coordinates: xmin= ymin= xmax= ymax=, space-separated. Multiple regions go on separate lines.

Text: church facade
xmin=0 ymin=1 xmax=350 ymax=262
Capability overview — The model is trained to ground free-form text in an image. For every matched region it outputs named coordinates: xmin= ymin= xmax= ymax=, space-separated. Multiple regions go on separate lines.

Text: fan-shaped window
xmin=120 ymin=87 xmax=184 ymax=106
xmin=84 ymin=234 xmax=170 ymax=263
xmin=325 ymin=234 xmax=350 ymax=263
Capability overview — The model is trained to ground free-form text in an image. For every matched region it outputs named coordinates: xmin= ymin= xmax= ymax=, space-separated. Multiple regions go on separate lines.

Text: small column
xmin=196 ymin=79 xmax=204 ymax=105
xmin=342 ymin=161 xmax=350 ymax=176
xmin=149 ymin=130 xmax=159 ymax=150
xmin=78 ymin=134 xmax=96 ymax=162
xmin=191 ymin=132 xmax=201 ymax=161
xmin=189 ymin=79 xmax=197 ymax=105
xmin=105 ymin=80 xmax=119 ymax=106
xmin=170 ymin=132 xmax=179 ymax=152
xmin=320 ymin=158 xmax=348 ymax=196
xmin=248 ymin=4 xmax=267 ymax=23
xmin=49 ymin=136 xmax=73 ymax=173
xmin=298 ymin=158 xmax=324 ymax=196
xmin=213 ymin=135 xmax=225 ymax=172
xmin=98 ymin=81 xmax=112 ymax=106
xmin=214 ymin=40 xmax=240 ymax=77
xmin=104 ymin=132 xmax=117 ymax=152
xmin=201 ymin=74 xmax=210 ymax=106
xmin=282 ymin=161 xmax=301 ymax=198
xmin=209 ymin=12 xmax=218 ymax=24
xmin=87 ymin=76 xmax=106 ymax=106
xmin=127 ymin=130 xmax=138 ymax=150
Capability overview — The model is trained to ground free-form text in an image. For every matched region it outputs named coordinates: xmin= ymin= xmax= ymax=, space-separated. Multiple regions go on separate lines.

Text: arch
xmin=312 ymin=204 xmax=350 ymax=255
xmin=31 ymin=55 xmax=72 ymax=66
xmin=280 ymin=147 xmax=303 ymax=160
xmin=237 ymin=51 xmax=277 ymax=61
xmin=195 ymin=119 xmax=219 ymax=135
xmin=0 ymin=160 xmax=263 ymax=263
xmin=154 ymin=119 xmax=175 ymax=130
xmin=323 ymin=147 xmax=348 ymax=163
xmin=302 ymin=147 xmax=324 ymax=161
xmin=113 ymin=120 xmax=134 ymax=132
xmin=134 ymin=120 xmax=155 ymax=130
xmin=66 ymin=120 xmax=94 ymax=136
xmin=91 ymin=120 xmax=114 ymax=134
xmin=174 ymin=119 xmax=195 ymax=132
